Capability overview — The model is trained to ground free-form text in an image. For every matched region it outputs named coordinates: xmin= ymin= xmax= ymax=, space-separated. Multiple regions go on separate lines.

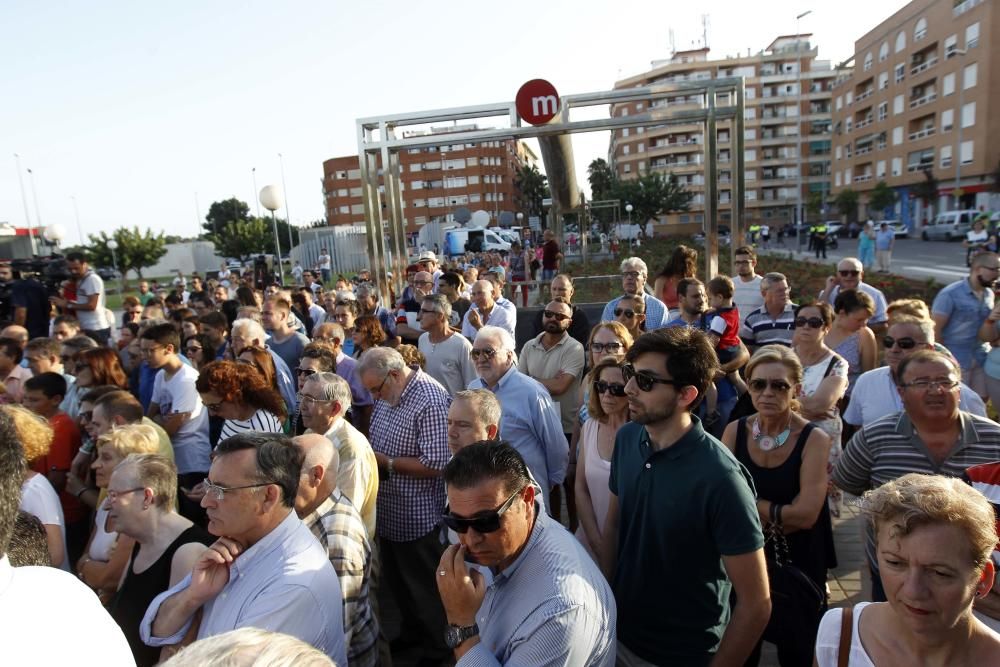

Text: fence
xmin=292 ymin=226 xmax=371 ymax=279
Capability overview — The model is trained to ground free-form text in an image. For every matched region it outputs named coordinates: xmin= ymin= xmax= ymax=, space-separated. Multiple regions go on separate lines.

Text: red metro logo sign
xmin=516 ymin=79 xmax=561 ymax=126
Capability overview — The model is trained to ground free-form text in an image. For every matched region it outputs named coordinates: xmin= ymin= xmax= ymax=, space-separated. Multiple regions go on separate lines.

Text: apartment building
xmin=321 ymin=125 xmax=538 ymax=234
xmin=610 ymin=36 xmax=837 ymax=228
xmin=830 ymin=0 xmax=998 ymax=228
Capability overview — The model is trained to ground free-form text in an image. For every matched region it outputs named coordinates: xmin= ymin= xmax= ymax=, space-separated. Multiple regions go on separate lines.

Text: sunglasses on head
xmin=593 ymin=380 xmax=627 ymax=397
xmin=794 ymin=316 xmax=824 ymax=329
xmin=748 ymin=378 xmax=793 ymax=393
xmin=441 ymin=487 xmax=524 ymax=534
xmin=622 ymin=363 xmax=685 ymax=392
xmin=614 ymin=308 xmax=641 ymax=318
xmin=839 ymin=270 xmax=860 ymax=277
xmin=883 ymin=336 xmax=919 ymax=350
xmin=543 ymin=310 xmax=569 ymax=321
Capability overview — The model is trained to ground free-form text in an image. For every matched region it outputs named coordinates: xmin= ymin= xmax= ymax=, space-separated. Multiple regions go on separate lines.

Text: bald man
xmin=461 ymin=279 xmax=515 ymax=341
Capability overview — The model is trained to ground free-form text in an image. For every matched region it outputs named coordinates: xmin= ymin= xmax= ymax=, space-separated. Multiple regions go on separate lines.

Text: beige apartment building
xmin=830 ymin=0 xmax=999 ymax=229
xmin=610 ymin=36 xmax=838 ymax=229
xmin=321 ymin=125 xmax=538 ymax=236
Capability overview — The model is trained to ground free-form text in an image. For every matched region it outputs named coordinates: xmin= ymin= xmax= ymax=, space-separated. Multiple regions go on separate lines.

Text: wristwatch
xmin=444 ymin=622 xmax=479 ymax=649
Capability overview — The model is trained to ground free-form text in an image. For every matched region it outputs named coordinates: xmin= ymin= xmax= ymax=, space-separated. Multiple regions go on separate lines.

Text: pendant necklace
xmin=752 ymin=416 xmax=792 ymax=452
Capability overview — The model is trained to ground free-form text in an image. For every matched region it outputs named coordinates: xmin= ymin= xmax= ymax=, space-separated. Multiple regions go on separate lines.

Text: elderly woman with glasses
xmin=816 ymin=473 xmax=1000 ymax=666
xmin=105 ymin=454 xmax=214 ymax=666
xmin=195 ymin=361 xmax=286 ymax=441
xmin=721 ymin=345 xmax=835 ymax=665
xmin=575 ymin=358 xmax=630 ymax=561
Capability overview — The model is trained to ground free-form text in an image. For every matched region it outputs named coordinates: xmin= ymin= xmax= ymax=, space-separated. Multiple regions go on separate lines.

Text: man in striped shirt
xmin=739 ymin=272 xmax=797 ymax=351
xmin=834 ymin=349 xmax=1000 ymax=601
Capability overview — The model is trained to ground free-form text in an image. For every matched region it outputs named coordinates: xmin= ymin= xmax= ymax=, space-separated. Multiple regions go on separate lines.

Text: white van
xmin=922 ymin=209 xmax=979 ymax=241
xmin=444 ymin=228 xmax=512 ymax=257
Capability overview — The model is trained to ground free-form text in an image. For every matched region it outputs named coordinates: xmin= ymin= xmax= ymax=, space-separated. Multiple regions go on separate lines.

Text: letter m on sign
xmin=516 ymin=79 xmax=561 ymax=125
xmin=532 ymin=95 xmax=558 ymax=117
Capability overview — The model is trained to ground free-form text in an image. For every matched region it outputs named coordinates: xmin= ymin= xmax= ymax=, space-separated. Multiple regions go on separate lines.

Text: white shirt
xmin=461 ymin=303 xmax=516 ymax=341
xmin=152 ymin=364 xmax=210 ymax=474
xmin=733 ymin=274 xmax=764 ymax=323
xmin=843 ymin=366 xmax=986 ymax=426
xmin=418 ymin=331 xmax=477 ymax=396
xmin=318 ymin=254 xmax=332 ymax=270
xmin=815 ymin=602 xmax=876 ymax=667
xmin=0 ymin=556 xmax=134 ymax=665
xmin=19 ymin=473 xmax=69 ymax=571
xmin=75 ymin=270 xmax=109 ymax=330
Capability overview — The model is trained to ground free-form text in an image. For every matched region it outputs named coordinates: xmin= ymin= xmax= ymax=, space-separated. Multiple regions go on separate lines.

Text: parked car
xmin=96 ymin=267 xmax=120 ymax=281
xmin=881 ymin=220 xmax=909 ymax=238
xmin=922 ymin=209 xmax=980 ymax=241
xmin=825 ymin=221 xmax=845 ymax=237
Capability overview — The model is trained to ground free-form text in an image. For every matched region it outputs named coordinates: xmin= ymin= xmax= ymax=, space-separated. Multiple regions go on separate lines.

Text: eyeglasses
xmin=900 ymin=379 xmax=960 ymax=392
xmin=590 ymin=342 xmax=623 ymax=354
xmin=748 ymin=378 xmax=793 ymax=393
xmin=543 ymin=310 xmax=569 ymax=321
xmin=295 ymin=368 xmax=317 ymax=377
xmin=470 ymin=348 xmax=498 ymax=361
xmin=296 ymin=392 xmax=333 ymax=407
xmin=202 ymin=399 xmax=225 ymax=412
xmin=794 ymin=316 xmax=825 ymax=329
xmin=883 ymin=336 xmax=921 ymax=350
xmin=186 ymin=345 xmax=202 ymax=353
xmin=593 ymin=380 xmax=627 ymax=397
xmin=106 ymin=487 xmax=146 ymax=503
xmin=614 ymin=308 xmax=642 ymax=318
xmin=622 ymin=271 xmax=641 ymax=279
xmin=622 ymin=363 xmax=685 ymax=392
xmin=442 ymin=487 xmax=524 ymax=534
xmin=838 ymin=270 xmax=861 ymax=277
xmin=202 ymin=479 xmax=274 ymax=502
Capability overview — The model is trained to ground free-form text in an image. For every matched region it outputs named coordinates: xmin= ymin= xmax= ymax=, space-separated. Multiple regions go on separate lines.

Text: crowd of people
xmin=1 ymin=241 xmax=1000 ymax=667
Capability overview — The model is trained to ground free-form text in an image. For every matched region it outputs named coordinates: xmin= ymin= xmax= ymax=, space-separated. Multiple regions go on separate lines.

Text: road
xmin=759 ymin=235 xmax=972 ymax=284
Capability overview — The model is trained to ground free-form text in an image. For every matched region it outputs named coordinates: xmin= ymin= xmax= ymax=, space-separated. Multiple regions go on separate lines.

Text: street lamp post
xmin=43 ymin=224 xmax=66 ymax=255
xmin=13 ymin=154 xmax=37 ymax=255
xmin=278 ymin=153 xmax=295 ymax=252
xmin=953 ymin=48 xmax=968 ymax=212
xmin=625 ymin=203 xmax=634 ymax=253
xmin=259 ymin=185 xmax=286 ymax=285
xmin=106 ymin=239 xmax=122 ymax=296
xmin=796 ymin=10 xmax=813 ymax=253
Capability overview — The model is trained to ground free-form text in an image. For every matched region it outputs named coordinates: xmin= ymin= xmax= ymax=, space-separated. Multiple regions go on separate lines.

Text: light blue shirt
xmin=932 ymin=278 xmax=994 ymax=369
xmin=824 ymin=281 xmax=889 ymax=325
xmin=267 ymin=346 xmax=299 ymax=415
xmin=600 ymin=293 xmax=671 ymax=330
xmin=140 ymin=510 xmax=347 ymax=666
xmin=458 ymin=507 xmax=617 ymax=666
xmin=468 ymin=366 xmax=567 ymax=507
xmin=875 ymin=229 xmax=895 ymax=251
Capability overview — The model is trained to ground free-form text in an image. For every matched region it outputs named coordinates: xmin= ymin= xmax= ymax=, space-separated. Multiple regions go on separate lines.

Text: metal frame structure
xmin=357 ymin=78 xmax=746 ymax=300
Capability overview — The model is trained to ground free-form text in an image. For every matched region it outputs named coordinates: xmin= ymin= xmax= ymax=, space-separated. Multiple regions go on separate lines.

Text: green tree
xmin=210 ymin=217 xmax=291 ymax=259
xmin=806 ymin=192 xmax=825 ymax=220
xmin=86 ymin=226 xmax=168 ymax=283
xmin=587 ymin=158 xmax=616 ymax=201
xmin=834 ymin=188 xmax=860 ymax=222
xmin=514 ymin=165 xmax=549 ymax=216
xmin=613 ymin=171 xmax=693 ymax=226
xmin=203 ymin=198 xmax=250 ymax=238
xmin=912 ymin=169 xmax=938 ymax=224
xmin=868 ymin=181 xmax=897 ymax=219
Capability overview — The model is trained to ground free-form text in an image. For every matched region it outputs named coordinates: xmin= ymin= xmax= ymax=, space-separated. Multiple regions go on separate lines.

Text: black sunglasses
xmin=748 ymin=378 xmax=793 ymax=393
xmin=622 ymin=363 xmax=685 ymax=392
xmin=296 ymin=368 xmax=317 ymax=377
xmin=593 ymin=380 xmax=627 ymax=397
xmin=614 ymin=308 xmax=642 ymax=318
xmin=839 ymin=270 xmax=860 ymax=277
xmin=442 ymin=487 xmax=523 ymax=534
xmin=794 ymin=316 xmax=825 ymax=329
xmin=543 ymin=310 xmax=570 ymax=321
xmin=883 ymin=336 xmax=919 ymax=350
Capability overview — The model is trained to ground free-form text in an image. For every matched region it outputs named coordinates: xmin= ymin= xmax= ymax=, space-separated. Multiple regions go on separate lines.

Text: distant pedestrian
xmin=875 ymin=222 xmax=895 ymax=273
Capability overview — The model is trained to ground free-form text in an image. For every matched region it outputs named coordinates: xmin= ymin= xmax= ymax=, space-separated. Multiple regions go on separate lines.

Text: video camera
xmin=9 ymin=255 xmax=71 ymax=297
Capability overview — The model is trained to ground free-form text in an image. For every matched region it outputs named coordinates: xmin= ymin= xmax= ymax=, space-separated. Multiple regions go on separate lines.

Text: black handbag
xmin=761 ymin=525 xmax=825 ymax=649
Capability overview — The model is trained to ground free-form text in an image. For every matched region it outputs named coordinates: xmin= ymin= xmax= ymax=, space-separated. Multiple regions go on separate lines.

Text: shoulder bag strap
xmin=837 ymin=605 xmax=854 ymax=667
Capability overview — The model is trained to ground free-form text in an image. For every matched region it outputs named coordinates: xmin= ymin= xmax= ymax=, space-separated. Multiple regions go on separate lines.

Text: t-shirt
xmin=9 ymin=279 xmax=50 ymax=339
xmin=268 ymin=331 xmax=311 ymax=375
xmin=542 ymin=240 xmax=561 ymax=270
xmin=707 ymin=306 xmax=741 ymax=351
xmin=418 ymin=332 xmax=477 ymax=397
xmin=36 ymin=412 xmax=84 ymax=524
xmin=395 ymin=298 xmax=422 ymax=344
xmin=219 ymin=409 xmax=284 ymax=442
xmin=151 ymin=365 xmax=210 ymax=474
xmin=609 ymin=418 xmax=763 ymax=664
xmin=20 ymin=473 xmax=69 ymax=571
xmin=74 ymin=269 xmax=109 ymax=331
xmin=447 ymin=297 xmax=471 ymax=330
xmin=138 ymin=292 xmax=155 ymax=306
xmin=733 ymin=275 xmax=764 ymax=321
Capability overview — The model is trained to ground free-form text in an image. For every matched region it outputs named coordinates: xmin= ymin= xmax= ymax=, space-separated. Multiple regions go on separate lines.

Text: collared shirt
xmin=834 ymin=410 xmax=1000 ymax=566
xmin=312 ymin=418 xmax=379 ymax=539
xmin=419 ymin=331 xmax=478 ymax=397
xmin=462 ymin=303 xmax=517 ymax=341
xmin=518 ymin=332 xmax=586 ymax=434
xmin=0 ymin=555 xmax=134 ymax=665
xmin=932 ymin=278 xmax=994 ymax=368
xmin=823 ymin=282 xmax=888 ymax=325
xmin=303 ymin=490 xmax=379 ymax=667
xmin=741 ymin=302 xmax=797 ymax=348
xmin=600 ymin=293 xmax=671 ymax=330
xmin=369 ymin=368 xmax=451 ymax=541
xmin=458 ymin=507 xmax=617 ymax=667
xmin=468 ymin=366 xmax=567 ymax=508
xmin=334 ymin=352 xmax=373 ymax=409
xmin=843 ymin=366 xmax=986 ymax=426
xmin=141 ymin=510 xmax=347 ymax=665
xmin=1 ymin=364 xmax=32 ymax=405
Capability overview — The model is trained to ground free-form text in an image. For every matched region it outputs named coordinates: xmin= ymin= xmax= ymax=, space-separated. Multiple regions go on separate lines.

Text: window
xmin=469 ymin=194 xmax=481 ymax=203
xmin=844 ymin=168 xmax=852 ymax=183
xmin=338 ymin=205 xmax=350 ymax=214
xmin=864 ymin=52 xmax=873 ymax=71
xmin=623 ymin=145 xmax=630 ymax=155
xmin=637 ymin=143 xmax=645 ymax=152
xmin=940 ymin=145 xmax=953 ymax=168
xmin=943 ymin=73 xmax=956 ymax=96
xmin=879 ymin=41 xmax=890 ymax=62
xmin=622 ymin=128 xmax=629 ymax=137
xmin=878 ymin=102 xmax=888 ymax=121
xmin=914 ymin=17 xmax=927 ymax=41
xmin=877 ymin=160 xmax=886 ymax=177
xmin=895 ymin=31 xmax=906 ymax=53
xmin=410 ymin=164 xmax=422 ymax=172
xmin=962 ymin=101 xmax=976 ymax=128
xmin=894 ymin=63 xmax=905 ymax=83
xmin=961 ymin=141 xmax=973 ymax=165
xmin=468 ymin=175 xmax=479 ymax=185
xmin=350 ymin=204 xmax=364 ymax=214
xmin=893 ymin=94 xmax=904 ymax=115
xmin=879 ymin=72 xmax=889 ymax=90
xmin=835 ymin=145 xmax=843 ymax=160
xmin=893 ymin=126 xmax=903 ymax=145
xmin=966 ymin=22 xmax=980 ymax=49
xmin=835 ymin=96 xmax=843 ymax=111
xmin=409 ymin=181 xmax=423 ymax=190
xmin=892 ymin=157 xmax=902 ymax=176
xmin=846 ymin=91 xmax=854 ymax=105
xmin=964 ymin=63 xmax=978 ymax=89
xmin=942 ymin=109 xmax=954 ymax=131
xmin=945 ymin=34 xmax=958 ymax=58
xmin=336 ymin=188 xmax=348 ymax=196
xmin=466 ymin=157 xmax=478 ymax=166
xmin=621 ymin=108 xmax=629 ymax=117
xmin=623 ymin=164 xmax=632 ymax=173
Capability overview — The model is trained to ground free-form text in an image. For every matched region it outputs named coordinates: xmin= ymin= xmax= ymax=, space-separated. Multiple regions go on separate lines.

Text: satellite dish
xmin=498 ymin=211 xmax=515 ymax=228
xmin=470 ymin=210 xmax=490 ymax=228
xmin=453 ymin=207 xmax=471 ymax=225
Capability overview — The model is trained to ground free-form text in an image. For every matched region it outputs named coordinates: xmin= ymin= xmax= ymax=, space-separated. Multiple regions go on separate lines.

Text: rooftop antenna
xmin=669 ymin=28 xmax=676 ymax=55
xmin=701 ymin=14 xmax=710 ymax=50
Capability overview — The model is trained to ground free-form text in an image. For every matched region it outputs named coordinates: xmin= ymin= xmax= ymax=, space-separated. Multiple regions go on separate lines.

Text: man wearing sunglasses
xmin=817 ymin=257 xmax=889 ymax=334
xmin=600 ymin=257 xmax=671 ymax=330
xmin=435 ymin=441 xmax=615 ymax=665
xmin=529 ymin=274 xmax=592 ymax=347
xmin=844 ymin=318 xmax=986 ymax=427
xmin=140 ymin=433 xmax=347 ymax=666
xmin=601 ymin=328 xmax=769 ymax=666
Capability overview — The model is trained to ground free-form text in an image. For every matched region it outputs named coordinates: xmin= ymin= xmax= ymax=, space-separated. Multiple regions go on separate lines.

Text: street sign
xmin=516 ymin=79 xmax=560 ymax=125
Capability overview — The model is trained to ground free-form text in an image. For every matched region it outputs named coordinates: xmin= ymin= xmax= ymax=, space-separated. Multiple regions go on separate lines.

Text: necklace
xmin=752 ymin=416 xmax=792 ymax=452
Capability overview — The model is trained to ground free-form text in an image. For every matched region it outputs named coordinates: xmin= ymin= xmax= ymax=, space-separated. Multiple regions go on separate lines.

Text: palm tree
xmin=911 ymin=168 xmax=938 ymax=225
xmin=514 ymin=165 xmax=549 ymax=216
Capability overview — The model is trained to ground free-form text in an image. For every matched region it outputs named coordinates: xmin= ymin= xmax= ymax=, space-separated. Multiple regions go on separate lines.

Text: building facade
xmin=830 ymin=0 xmax=998 ymax=229
xmin=321 ymin=126 xmax=538 ymax=234
xmin=610 ymin=36 xmax=837 ymax=229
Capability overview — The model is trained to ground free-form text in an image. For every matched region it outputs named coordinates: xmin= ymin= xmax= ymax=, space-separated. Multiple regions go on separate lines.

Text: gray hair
xmin=423 ymin=293 xmax=452 ymax=319
xmin=890 ymin=318 xmax=936 ymax=345
xmin=306 ymin=372 xmax=352 ymax=413
xmin=319 ymin=322 xmax=346 ymax=342
xmin=355 ymin=283 xmax=378 ymax=301
xmin=357 ymin=346 xmax=406 ymax=375
xmin=335 ymin=289 xmax=357 ymax=302
xmin=838 ymin=257 xmax=863 ymax=272
xmin=231 ymin=318 xmax=266 ymax=343
xmin=292 ymin=434 xmax=340 ymax=479
xmin=620 ymin=257 xmax=648 ymax=276
xmin=761 ymin=272 xmax=788 ymax=291
xmin=63 ymin=335 xmax=99 ymax=353
xmin=160 ymin=627 xmax=334 ymax=667
xmin=476 ymin=325 xmax=516 ymax=355
xmin=453 ymin=389 xmax=501 ymax=429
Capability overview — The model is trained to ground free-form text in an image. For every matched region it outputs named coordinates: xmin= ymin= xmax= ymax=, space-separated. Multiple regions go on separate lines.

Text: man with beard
xmin=599 ymin=328 xmax=769 ymax=666
xmin=732 ymin=246 xmax=764 ymax=320
xmin=931 ymin=252 xmax=1000 ymax=399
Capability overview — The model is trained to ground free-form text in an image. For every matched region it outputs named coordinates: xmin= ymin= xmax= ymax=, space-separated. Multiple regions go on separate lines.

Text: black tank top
xmin=110 ymin=525 xmax=214 ymax=667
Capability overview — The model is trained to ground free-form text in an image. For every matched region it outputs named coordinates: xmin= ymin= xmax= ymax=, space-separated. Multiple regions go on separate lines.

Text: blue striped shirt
xmin=601 ymin=293 xmax=671 ymax=330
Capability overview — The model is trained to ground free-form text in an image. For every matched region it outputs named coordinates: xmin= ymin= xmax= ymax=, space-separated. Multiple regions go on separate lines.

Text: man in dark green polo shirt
xmin=600 ymin=327 xmax=769 ymax=666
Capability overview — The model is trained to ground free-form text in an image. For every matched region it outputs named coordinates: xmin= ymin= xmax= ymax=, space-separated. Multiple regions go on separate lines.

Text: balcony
xmin=954 ymin=0 xmax=983 ymax=17
xmin=855 ymin=119 xmax=873 ymax=130
xmin=855 ymin=89 xmax=874 ymax=102
xmin=907 ymin=161 xmax=934 ymax=172
xmin=908 ymin=127 xmax=936 ymax=141
xmin=854 ymin=174 xmax=873 ymax=183
xmin=909 ymin=92 xmax=937 ymax=109
xmin=855 ymin=146 xmax=873 ymax=156
xmin=911 ymin=56 xmax=939 ymax=76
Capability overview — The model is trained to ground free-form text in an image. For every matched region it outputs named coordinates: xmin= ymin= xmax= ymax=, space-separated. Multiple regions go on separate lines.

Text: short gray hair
xmin=890 ymin=318 xmax=936 ymax=345
xmin=423 ymin=293 xmax=452 ymax=319
xmin=453 ymin=389 xmax=501 ymax=429
xmin=761 ymin=272 xmax=788 ymax=291
xmin=357 ymin=346 xmax=406 ymax=376
xmin=306 ymin=372 xmax=352 ymax=413
xmin=476 ymin=325 xmax=516 ymax=355
xmin=160 ymin=627 xmax=334 ymax=667
xmin=355 ymin=283 xmax=378 ymax=301
xmin=231 ymin=318 xmax=266 ymax=343
xmin=620 ymin=257 xmax=648 ymax=276
xmin=63 ymin=335 xmax=99 ymax=353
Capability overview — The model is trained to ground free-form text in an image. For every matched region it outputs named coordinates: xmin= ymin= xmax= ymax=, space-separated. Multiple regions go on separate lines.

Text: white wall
xmin=137 ymin=241 xmax=222 ymax=278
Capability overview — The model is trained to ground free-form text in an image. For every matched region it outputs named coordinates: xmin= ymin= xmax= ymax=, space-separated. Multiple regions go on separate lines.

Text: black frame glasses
xmin=442 ymin=487 xmax=524 ymax=534
xmin=593 ymin=380 xmax=627 ymax=397
xmin=748 ymin=378 xmax=793 ymax=393
xmin=794 ymin=316 xmax=825 ymax=329
xmin=621 ymin=363 xmax=685 ymax=392
xmin=590 ymin=342 xmax=623 ymax=354
xmin=882 ymin=336 xmax=920 ymax=350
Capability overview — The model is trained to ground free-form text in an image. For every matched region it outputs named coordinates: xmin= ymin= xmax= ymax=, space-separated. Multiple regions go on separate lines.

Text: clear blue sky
xmin=0 ymin=0 xmax=907 ymax=246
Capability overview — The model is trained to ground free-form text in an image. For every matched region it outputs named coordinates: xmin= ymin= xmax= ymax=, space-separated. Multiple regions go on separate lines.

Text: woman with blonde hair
xmin=816 ymin=473 xmax=1000 ymax=665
